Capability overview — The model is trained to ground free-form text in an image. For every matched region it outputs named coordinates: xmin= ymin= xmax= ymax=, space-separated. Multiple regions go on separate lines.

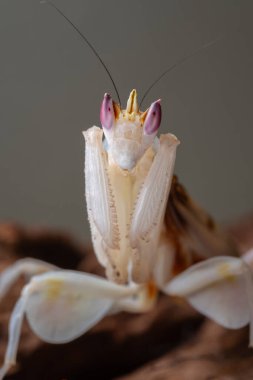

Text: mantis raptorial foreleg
xmin=130 ymin=134 xmax=179 ymax=283
xmin=83 ymin=127 xmax=120 ymax=276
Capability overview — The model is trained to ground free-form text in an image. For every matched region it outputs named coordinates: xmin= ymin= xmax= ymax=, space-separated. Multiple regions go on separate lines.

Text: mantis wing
xmin=164 ymin=256 xmax=251 ymax=329
xmin=25 ymin=271 xmax=139 ymax=343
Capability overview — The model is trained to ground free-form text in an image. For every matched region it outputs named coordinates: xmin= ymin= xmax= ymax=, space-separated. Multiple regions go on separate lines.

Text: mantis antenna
xmin=140 ymin=32 xmax=234 ymax=107
xmin=41 ymin=0 xmax=121 ymax=106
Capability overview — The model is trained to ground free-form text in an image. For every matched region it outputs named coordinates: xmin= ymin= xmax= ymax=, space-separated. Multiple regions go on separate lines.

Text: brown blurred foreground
xmin=0 ymin=216 xmax=252 ymax=380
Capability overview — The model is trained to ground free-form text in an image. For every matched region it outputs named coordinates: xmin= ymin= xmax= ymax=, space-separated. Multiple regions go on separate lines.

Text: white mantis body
xmin=0 ymin=3 xmax=252 ymax=379
xmin=0 ymin=89 xmax=253 ymax=379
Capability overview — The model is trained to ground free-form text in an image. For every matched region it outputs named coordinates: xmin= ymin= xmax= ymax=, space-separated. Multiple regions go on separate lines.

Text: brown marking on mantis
xmin=147 ymin=280 xmax=158 ymax=300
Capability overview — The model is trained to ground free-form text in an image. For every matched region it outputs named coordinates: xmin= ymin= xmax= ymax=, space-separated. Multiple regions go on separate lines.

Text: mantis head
xmin=100 ymin=89 xmax=162 ymax=170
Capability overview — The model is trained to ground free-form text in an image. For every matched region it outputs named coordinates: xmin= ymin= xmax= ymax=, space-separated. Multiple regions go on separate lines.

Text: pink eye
xmin=100 ymin=93 xmax=115 ymax=130
xmin=143 ymin=99 xmax=162 ymax=135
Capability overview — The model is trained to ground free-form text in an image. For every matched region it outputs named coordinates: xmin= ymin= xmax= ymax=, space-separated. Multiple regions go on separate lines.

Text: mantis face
xmin=100 ymin=89 xmax=161 ymax=171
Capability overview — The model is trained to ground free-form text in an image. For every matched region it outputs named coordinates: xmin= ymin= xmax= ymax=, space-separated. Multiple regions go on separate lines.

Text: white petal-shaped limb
xmin=25 ymin=271 xmax=141 ymax=343
xmin=0 ymin=271 xmax=143 ymax=379
xmin=163 ymin=256 xmax=252 ymax=330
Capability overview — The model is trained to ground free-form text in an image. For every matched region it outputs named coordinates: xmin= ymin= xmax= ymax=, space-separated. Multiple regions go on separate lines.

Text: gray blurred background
xmin=0 ymin=0 xmax=252 ymax=243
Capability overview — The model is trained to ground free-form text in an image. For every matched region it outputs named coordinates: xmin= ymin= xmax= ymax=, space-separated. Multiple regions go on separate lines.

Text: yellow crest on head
xmin=126 ymin=89 xmax=138 ymax=114
xmin=115 ymin=89 xmax=147 ymax=125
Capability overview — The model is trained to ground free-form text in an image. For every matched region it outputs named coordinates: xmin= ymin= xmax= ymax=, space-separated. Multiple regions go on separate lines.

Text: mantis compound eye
xmin=100 ymin=93 xmax=115 ymax=130
xmin=143 ymin=99 xmax=162 ymax=135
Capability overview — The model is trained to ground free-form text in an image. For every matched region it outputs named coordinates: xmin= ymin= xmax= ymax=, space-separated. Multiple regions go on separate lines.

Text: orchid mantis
xmin=0 ymin=90 xmax=252 ymax=380
xmin=0 ymin=2 xmax=251 ymax=379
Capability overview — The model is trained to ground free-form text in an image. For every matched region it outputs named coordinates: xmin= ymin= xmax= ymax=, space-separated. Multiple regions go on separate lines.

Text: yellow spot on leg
xmin=217 ymin=263 xmax=236 ymax=282
xmin=46 ymin=279 xmax=63 ymax=300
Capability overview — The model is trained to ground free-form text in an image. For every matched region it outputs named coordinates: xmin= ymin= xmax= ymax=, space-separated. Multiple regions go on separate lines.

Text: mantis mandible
xmin=0 ymin=2 xmax=252 ymax=379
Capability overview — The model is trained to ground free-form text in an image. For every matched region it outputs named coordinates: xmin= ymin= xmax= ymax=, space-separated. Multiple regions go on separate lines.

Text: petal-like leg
xmin=0 ymin=270 xmax=143 ymax=378
xmin=25 ymin=270 xmax=141 ymax=343
xmin=0 ymin=293 xmax=27 ymax=380
xmin=0 ymin=258 xmax=58 ymax=301
xmin=164 ymin=256 xmax=251 ymax=329
xmin=130 ymin=133 xmax=180 ymax=283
